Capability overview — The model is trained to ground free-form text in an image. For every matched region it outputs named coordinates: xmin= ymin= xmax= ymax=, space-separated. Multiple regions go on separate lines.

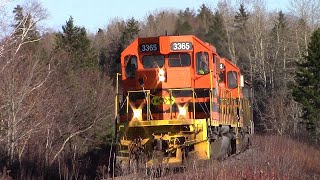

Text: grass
xmin=0 ymin=168 xmax=12 ymax=180
xmin=114 ymin=135 xmax=320 ymax=180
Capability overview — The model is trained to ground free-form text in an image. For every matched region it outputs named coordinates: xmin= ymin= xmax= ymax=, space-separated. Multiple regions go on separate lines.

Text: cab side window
xmin=218 ymin=61 xmax=225 ymax=83
xmin=196 ymin=52 xmax=209 ymax=75
xmin=125 ymin=55 xmax=137 ymax=78
xmin=219 ymin=71 xmax=225 ymax=83
xmin=227 ymin=71 xmax=238 ymax=89
xmin=243 ymin=85 xmax=252 ymax=99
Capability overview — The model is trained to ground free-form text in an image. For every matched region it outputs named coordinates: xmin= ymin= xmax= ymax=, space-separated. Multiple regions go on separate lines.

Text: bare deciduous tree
xmin=217 ymin=0 xmax=237 ymax=62
xmin=289 ymin=0 xmax=320 ymax=29
xmin=0 ymin=1 xmax=51 ymax=166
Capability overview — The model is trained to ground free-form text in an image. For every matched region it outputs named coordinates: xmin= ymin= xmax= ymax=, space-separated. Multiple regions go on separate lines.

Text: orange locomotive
xmin=115 ymin=35 xmax=253 ymax=169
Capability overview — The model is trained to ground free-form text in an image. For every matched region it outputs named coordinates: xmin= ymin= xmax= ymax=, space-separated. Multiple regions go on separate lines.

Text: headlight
xmin=179 ymin=107 xmax=187 ymax=116
xmin=178 ymin=106 xmax=188 ymax=119
xmin=133 ymin=108 xmax=142 ymax=120
xmin=158 ymin=69 xmax=166 ymax=82
xmin=159 ymin=75 xmax=166 ymax=82
xmin=159 ymin=69 xmax=165 ymax=76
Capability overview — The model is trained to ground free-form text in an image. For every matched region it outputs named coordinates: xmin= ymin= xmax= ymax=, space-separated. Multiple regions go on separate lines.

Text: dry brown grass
xmin=115 ymin=135 xmax=320 ymax=180
xmin=0 ymin=168 xmax=12 ymax=180
xmin=165 ymin=135 xmax=320 ymax=180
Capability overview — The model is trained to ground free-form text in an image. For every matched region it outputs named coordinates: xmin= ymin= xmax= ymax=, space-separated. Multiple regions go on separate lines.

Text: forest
xmin=0 ymin=0 xmax=319 ymax=179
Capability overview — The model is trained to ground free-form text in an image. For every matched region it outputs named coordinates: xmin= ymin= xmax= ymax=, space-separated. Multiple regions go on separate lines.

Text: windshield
xmin=142 ymin=55 xmax=165 ymax=68
xmin=168 ymin=53 xmax=191 ymax=67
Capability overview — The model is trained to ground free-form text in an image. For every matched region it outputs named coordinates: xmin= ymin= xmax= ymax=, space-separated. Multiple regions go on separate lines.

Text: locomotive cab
xmin=219 ymin=58 xmax=241 ymax=98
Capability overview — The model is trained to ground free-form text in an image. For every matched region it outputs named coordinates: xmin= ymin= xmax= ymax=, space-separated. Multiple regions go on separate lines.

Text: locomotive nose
xmin=135 ymin=70 xmax=159 ymax=89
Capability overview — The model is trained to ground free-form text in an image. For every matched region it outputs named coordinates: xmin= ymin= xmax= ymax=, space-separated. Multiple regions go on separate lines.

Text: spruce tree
xmin=121 ymin=17 xmax=140 ymax=46
xmin=234 ymin=4 xmax=249 ymax=31
xmin=175 ymin=8 xmax=194 ymax=35
xmin=197 ymin=4 xmax=213 ymax=28
xmin=270 ymin=11 xmax=288 ymax=80
xmin=12 ymin=5 xmax=39 ymax=41
xmin=233 ymin=4 xmax=250 ymax=76
xmin=96 ymin=29 xmax=108 ymax=72
xmin=206 ymin=11 xmax=228 ymax=57
xmin=196 ymin=4 xmax=214 ymax=40
xmin=109 ymin=17 xmax=140 ymax=85
xmin=271 ymin=11 xmax=288 ymax=37
xmin=292 ymin=28 xmax=320 ymax=139
xmin=12 ymin=5 xmax=24 ymax=36
xmin=55 ymin=16 xmax=97 ymax=69
xmin=175 ymin=19 xmax=193 ymax=35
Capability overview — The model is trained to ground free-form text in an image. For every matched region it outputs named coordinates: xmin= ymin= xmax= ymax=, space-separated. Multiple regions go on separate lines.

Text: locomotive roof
xmin=121 ymin=35 xmax=218 ymax=56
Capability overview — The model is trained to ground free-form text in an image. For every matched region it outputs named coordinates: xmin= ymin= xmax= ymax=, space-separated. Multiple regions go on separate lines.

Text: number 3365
xmin=172 ymin=42 xmax=191 ymax=50
xmin=141 ymin=44 xmax=157 ymax=52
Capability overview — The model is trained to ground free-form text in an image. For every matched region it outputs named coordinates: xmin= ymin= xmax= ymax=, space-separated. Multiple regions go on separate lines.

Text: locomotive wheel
xmin=230 ymin=135 xmax=237 ymax=155
xmin=240 ymin=133 xmax=251 ymax=152
xmin=216 ymin=126 xmax=232 ymax=160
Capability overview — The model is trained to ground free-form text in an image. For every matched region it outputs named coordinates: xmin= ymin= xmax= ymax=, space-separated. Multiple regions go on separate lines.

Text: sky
xmin=5 ymin=0 xmax=291 ymax=33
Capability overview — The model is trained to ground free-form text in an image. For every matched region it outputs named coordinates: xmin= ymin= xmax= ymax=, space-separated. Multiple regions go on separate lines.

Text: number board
xmin=139 ymin=43 xmax=159 ymax=52
xmin=170 ymin=42 xmax=193 ymax=51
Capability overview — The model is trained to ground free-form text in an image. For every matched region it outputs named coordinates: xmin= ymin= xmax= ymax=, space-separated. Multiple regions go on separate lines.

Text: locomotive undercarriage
xmin=116 ymin=119 xmax=252 ymax=172
xmin=116 ymin=119 xmax=208 ymax=170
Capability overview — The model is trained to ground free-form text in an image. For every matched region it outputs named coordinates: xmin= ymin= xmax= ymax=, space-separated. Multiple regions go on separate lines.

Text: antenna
xmin=165 ymin=30 xmax=168 ymax=36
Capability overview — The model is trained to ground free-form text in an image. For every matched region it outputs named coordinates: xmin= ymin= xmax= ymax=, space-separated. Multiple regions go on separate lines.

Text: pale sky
xmin=5 ymin=0 xmax=291 ymax=33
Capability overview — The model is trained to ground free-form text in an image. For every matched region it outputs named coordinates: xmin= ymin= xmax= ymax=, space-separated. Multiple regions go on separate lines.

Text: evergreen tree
xmin=234 ymin=4 xmax=249 ymax=32
xmin=270 ymin=11 xmax=289 ymax=90
xmin=206 ymin=11 xmax=228 ymax=57
xmin=181 ymin=7 xmax=196 ymax=20
xmin=175 ymin=8 xmax=194 ymax=35
xmin=55 ymin=16 xmax=97 ymax=69
xmin=292 ymin=28 xmax=320 ymax=140
xmin=12 ymin=5 xmax=23 ymax=33
xmin=95 ymin=29 xmax=108 ymax=73
xmin=121 ymin=17 xmax=140 ymax=46
xmin=233 ymin=4 xmax=250 ymax=73
xmin=109 ymin=17 xmax=140 ymax=84
xmin=197 ymin=4 xmax=213 ymax=27
xmin=12 ymin=5 xmax=39 ymax=40
xmin=271 ymin=11 xmax=288 ymax=37
xmin=196 ymin=4 xmax=214 ymax=40
xmin=175 ymin=20 xmax=193 ymax=35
